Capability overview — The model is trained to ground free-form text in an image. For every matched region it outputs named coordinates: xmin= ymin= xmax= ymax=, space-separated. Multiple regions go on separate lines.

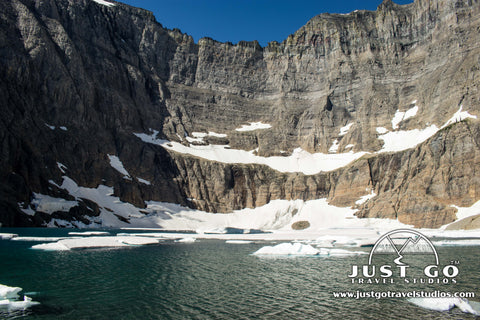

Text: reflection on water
xmin=0 ymin=228 xmax=479 ymax=319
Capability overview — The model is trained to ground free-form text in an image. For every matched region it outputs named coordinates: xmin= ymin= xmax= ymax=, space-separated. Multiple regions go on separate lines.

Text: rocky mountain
xmin=0 ymin=0 xmax=479 ymax=228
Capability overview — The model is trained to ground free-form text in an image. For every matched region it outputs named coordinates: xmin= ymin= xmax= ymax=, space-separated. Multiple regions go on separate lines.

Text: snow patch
xmin=355 ymin=190 xmax=377 ymax=205
xmin=236 ymin=122 xmax=272 ymax=132
xmin=391 ymin=105 xmax=418 ymax=129
xmin=441 ymin=106 xmax=477 ymax=129
xmin=137 ymin=178 xmax=151 ymax=185
xmin=92 ymin=0 xmax=116 ymax=7
xmin=134 ymin=131 xmax=367 ymax=175
xmin=339 ymin=123 xmax=353 ymax=136
xmin=378 ymin=125 xmax=439 ymax=153
xmin=376 ymin=127 xmax=389 ymax=134
xmin=57 ymin=162 xmax=67 ymax=174
xmin=328 ymin=139 xmax=339 ymax=153
xmin=23 ymin=193 xmax=78 ymax=215
xmin=108 ymin=155 xmax=131 ymax=179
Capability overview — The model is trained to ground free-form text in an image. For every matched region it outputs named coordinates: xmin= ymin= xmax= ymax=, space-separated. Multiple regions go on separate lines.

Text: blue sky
xmin=119 ymin=0 xmax=414 ymax=46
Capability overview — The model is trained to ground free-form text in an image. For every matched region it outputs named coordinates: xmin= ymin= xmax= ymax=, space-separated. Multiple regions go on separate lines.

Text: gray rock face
xmin=0 ymin=0 xmax=479 ymax=228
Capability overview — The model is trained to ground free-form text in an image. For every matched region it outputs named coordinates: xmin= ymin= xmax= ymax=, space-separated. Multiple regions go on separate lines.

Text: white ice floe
xmin=59 ymin=126 xmax=67 ymax=131
xmin=226 ymin=240 xmax=253 ymax=244
xmin=0 ymin=295 xmax=40 ymax=311
xmin=236 ymin=122 xmax=272 ymax=132
xmin=391 ymin=105 xmax=418 ymax=129
xmin=108 ymin=155 xmax=131 ymax=179
xmin=252 ymin=242 xmax=366 ymax=256
xmin=0 ymin=284 xmax=39 ymax=311
xmin=408 ymin=298 xmax=480 ymax=315
xmin=355 ymin=190 xmax=377 ymax=205
xmin=433 ymin=239 xmax=480 ymax=246
xmin=134 ymin=131 xmax=367 ymax=175
xmin=176 ymin=237 xmax=196 ymax=243
xmin=45 ymin=123 xmax=55 ymax=130
xmin=31 ymin=236 xmax=159 ymax=251
xmin=68 ymin=231 xmax=110 ymax=236
xmin=339 ymin=123 xmax=354 ymax=136
xmin=441 ymin=106 xmax=477 ymax=129
xmin=253 ymin=242 xmax=320 ymax=255
xmin=0 ymin=233 xmax=18 ymax=240
xmin=11 ymin=236 xmax=72 ymax=242
xmin=92 ymin=0 xmax=116 ymax=7
xmin=137 ymin=178 xmax=151 ymax=185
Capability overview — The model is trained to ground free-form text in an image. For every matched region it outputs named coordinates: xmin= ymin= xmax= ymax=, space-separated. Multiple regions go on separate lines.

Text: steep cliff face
xmin=0 ymin=0 xmax=479 ymax=228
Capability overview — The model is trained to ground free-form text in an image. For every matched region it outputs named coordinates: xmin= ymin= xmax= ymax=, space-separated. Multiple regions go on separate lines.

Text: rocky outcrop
xmin=0 ymin=0 xmax=479 ymax=227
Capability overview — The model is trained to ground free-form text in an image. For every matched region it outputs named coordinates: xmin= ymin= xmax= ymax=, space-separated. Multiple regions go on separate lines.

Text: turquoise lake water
xmin=0 ymin=228 xmax=479 ymax=319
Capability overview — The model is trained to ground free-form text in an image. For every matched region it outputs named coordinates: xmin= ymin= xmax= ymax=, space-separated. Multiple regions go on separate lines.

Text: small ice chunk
xmin=0 ymin=233 xmax=18 ymax=240
xmin=45 ymin=123 xmax=55 ymax=130
xmin=0 ymin=284 xmax=22 ymax=300
xmin=236 ymin=122 xmax=272 ymax=132
xmin=408 ymin=298 xmax=480 ymax=315
xmin=59 ymin=126 xmax=67 ymax=131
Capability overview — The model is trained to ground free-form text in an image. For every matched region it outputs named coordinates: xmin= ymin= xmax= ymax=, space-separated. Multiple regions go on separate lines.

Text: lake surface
xmin=0 ymin=228 xmax=479 ymax=319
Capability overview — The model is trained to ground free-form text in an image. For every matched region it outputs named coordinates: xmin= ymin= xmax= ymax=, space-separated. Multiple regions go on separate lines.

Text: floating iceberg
xmin=408 ymin=298 xmax=480 ymax=315
xmin=0 ymin=284 xmax=39 ymax=311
